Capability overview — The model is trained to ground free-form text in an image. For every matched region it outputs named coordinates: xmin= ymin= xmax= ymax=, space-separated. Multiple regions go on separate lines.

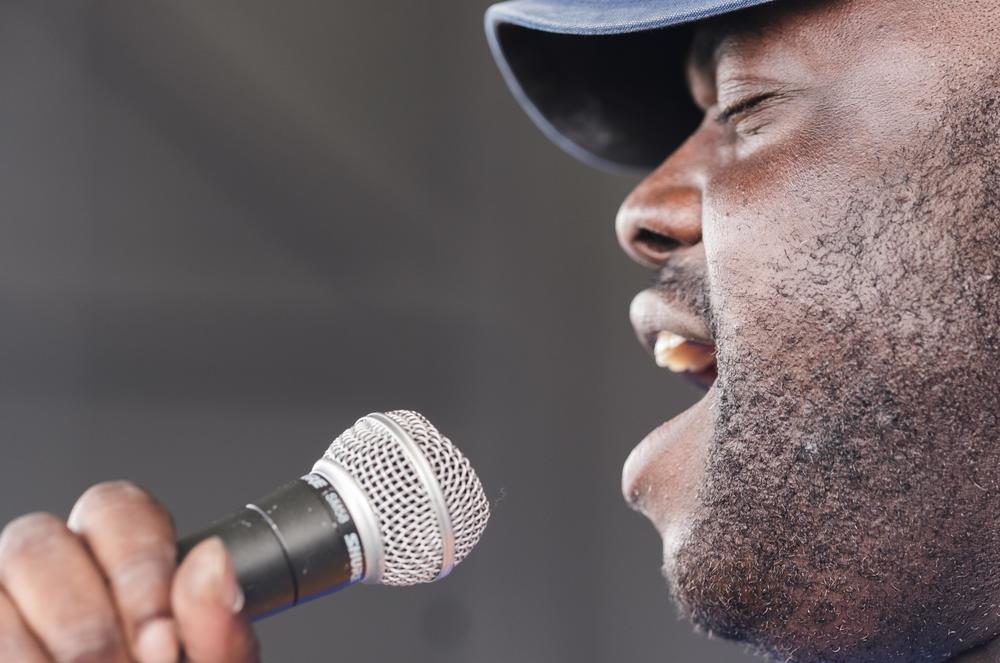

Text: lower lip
xmin=622 ymin=384 xmax=717 ymax=527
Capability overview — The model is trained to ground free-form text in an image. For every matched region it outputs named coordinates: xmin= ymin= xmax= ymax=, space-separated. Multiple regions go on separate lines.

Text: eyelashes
xmin=713 ymin=92 xmax=778 ymax=126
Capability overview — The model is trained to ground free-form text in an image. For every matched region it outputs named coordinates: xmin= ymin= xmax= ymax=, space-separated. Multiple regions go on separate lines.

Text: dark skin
xmin=0 ymin=484 xmax=257 ymax=662
xmin=0 ymin=1 xmax=998 ymax=661
xmin=620 ymin=0 xmax=1000 ymax=661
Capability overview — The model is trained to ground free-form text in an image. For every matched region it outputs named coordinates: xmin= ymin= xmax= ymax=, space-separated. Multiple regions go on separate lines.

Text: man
xmin=487 ymin=0 xmax=1000 ymax=661
xmin=0 ymin=0 xmax=997 ymax=661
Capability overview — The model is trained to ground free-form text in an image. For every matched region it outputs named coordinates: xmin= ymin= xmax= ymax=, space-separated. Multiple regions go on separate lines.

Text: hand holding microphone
xmin=0 ymin=411 xmax=490 ymax=663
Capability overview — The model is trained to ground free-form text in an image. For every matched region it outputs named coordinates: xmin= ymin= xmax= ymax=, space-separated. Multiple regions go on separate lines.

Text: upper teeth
xmin=654 ymin=331 xmax=715 ymax=373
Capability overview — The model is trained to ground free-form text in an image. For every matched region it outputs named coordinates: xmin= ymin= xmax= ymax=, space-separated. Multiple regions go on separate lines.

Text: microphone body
xmin=176 ymin=410 xmax=490 ymax=621
xmin=177 ymin=472 xmax=365 ymax=619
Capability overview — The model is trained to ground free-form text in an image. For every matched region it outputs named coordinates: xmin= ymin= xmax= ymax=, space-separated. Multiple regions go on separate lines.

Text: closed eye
xmin=714 ymin=92 xmax=778 ymax=125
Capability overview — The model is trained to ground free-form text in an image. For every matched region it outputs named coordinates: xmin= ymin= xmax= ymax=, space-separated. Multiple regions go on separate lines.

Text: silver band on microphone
xmin=365 ymin=412 xmax=456 ymax=580
xmin=311 ymin=457 xmax=386 ymax=584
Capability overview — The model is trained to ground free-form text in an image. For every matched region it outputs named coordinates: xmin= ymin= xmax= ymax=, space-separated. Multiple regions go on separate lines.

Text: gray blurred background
xmin=0 ymin=2 xmax=752 ymax=661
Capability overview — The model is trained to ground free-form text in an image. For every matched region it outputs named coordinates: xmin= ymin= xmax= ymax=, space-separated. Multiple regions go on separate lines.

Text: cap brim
xmin=485 ymin=0 xmax=777 ymax=172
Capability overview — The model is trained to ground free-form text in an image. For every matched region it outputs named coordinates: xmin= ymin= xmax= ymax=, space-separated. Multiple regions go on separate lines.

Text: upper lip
xmin=629 ymin=287 xmax=715 ymax=358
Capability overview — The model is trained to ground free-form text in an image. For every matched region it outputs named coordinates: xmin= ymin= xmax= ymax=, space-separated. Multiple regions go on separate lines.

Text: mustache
xmin=654 ymin=257 xmax=719 ymax=341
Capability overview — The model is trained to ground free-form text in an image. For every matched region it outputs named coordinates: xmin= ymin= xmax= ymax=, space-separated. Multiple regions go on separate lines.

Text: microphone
xmin=176 ymin=410 xmax=490 ymax=619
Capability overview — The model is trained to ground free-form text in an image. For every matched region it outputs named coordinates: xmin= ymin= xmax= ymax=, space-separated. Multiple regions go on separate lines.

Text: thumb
xmin=172 ymin=538 xmax=259 ymax=663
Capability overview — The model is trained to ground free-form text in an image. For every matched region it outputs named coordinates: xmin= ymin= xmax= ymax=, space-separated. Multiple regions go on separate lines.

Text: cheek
xmin=701 ymin=158 xmax=808 ymax=343
xmin=700 ymin=125 xmax=873 ymax=348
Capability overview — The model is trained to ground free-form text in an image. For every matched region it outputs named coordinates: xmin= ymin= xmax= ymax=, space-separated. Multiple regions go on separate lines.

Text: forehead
xmin=683 ymin=0 xmax=888 ymax=105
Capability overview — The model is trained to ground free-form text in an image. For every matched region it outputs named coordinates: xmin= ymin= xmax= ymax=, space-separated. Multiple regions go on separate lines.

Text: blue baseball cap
xmin=484 ymin=0 xmax=778 ymax=172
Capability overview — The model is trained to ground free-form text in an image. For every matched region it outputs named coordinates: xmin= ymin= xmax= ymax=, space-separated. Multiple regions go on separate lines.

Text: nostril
xmin=634 ymin=227 xmax=681 ymax=258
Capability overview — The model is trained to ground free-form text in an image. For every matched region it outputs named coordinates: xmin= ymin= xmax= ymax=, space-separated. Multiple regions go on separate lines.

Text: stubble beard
xmin=665 ymin=82 xmax=1000 ymax=663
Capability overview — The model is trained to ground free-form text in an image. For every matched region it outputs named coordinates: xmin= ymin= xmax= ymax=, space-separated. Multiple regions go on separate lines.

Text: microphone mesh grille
xmin=322 ymin=410 xmax=490 ymax=586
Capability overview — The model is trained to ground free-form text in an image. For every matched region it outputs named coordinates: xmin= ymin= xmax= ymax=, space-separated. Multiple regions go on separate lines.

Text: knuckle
xmin=70 ymin=480 xmax=169 ymax=531
xmin=48 ymin=616 xmax=123 ymax=663
xmin=75 ymin=480 xmax=149 ymax=513
xmin=0 ymin=513 xmax=68 ymax=565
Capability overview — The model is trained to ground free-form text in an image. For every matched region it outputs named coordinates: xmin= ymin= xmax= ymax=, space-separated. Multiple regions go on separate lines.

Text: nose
xmin=615 ymin=149 xmax=705 ymax=268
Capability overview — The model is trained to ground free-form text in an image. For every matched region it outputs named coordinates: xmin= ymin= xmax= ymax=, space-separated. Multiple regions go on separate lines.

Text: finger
xmin=0 ymin=512 xmax=131 ymax=663
xmin=68 ymin=480 xmax=180 ymax=663
xmin=0 ymin=587 xmax=50 ymax=663
xmin=173 ymin=538 xmax=258 ymax=663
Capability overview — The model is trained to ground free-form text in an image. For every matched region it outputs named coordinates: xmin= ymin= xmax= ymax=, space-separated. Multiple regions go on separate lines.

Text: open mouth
xmin=652 ymin=331 xmax=717 ymax=390
xmin=630 ymin=288 xmax=718 ymax=391
xmin=623 ymin=288 xmax=719 ymax=520
xmin=622 ymin=328 xmax=718 ymax=522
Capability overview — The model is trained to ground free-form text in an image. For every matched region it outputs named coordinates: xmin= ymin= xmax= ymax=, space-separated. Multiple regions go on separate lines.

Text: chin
xmin=662 ymin=528 xmax=996 ymax=663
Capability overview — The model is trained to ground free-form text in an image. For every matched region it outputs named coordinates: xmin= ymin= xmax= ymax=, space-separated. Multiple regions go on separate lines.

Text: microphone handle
xmin=177 ymin=474 xmax=366 ymax=620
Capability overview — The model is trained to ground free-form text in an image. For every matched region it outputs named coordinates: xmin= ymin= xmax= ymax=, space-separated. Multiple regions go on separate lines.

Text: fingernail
xmin=188 ymin=538 xmax=244 ymax=614
xmin=136 ymin=617 xmax=179 ymax=663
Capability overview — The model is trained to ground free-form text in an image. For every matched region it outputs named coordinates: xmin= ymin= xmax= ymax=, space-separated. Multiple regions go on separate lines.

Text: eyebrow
xmin=685 ymin=45 xmax=717 ymax=110
xmin=685 ymin=23 xmax=735 ymax=110
xmin=686 ymin=17 xmax=772 ymax=112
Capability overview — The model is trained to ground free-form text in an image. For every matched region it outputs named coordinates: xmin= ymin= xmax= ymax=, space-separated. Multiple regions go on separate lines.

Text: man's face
xmin=617 ymin=2 xmax=1000 ymax=661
